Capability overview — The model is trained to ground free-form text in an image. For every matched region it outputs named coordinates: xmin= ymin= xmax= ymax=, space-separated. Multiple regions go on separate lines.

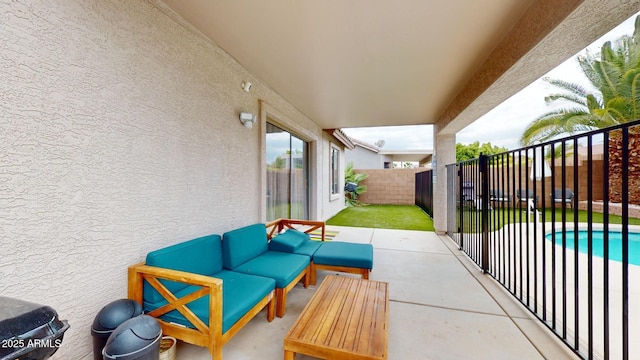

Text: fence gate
xmin=414 ymin=170 xmax=433 ymax=217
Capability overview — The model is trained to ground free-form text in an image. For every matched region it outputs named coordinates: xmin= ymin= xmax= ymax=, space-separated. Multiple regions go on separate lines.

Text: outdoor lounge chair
xmin=460 ymin=182 xmax=489 ymax=210
xmin=551 ymin=188 xmax=574 ymax=211
xmin=489 ymin=189 xmax=511 ymax=207
xmin=516 ymin=189 xmax=539 ymax=211
xmin=461 ymin=181 xmax=475 ymax=206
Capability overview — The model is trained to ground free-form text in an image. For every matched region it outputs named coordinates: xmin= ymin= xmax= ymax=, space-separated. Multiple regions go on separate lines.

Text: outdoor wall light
xmin=241 ymin=81 xmax=252 ymax=92
xmin=239 ymin=112 xmax=256 ymax=128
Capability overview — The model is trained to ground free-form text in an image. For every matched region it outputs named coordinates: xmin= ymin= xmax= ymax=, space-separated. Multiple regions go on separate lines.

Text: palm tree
xmin=521 ymin=16 xmax=640 ymax=145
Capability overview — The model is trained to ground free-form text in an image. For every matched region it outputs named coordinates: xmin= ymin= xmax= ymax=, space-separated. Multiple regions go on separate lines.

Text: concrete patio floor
xmin=176 ymin=226 xmax=580 ymax=360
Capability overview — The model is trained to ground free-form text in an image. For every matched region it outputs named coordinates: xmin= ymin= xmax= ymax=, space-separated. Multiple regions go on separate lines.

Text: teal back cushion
xmin=222 ymin=224 xmax=268 ymax=269
xmin=144 ymin=234 xmax=223 ymax=303
xmin=285 ymin=229 xmax=311 ymax=242
xmin=268 ymin=229 xmax=309 ymax=253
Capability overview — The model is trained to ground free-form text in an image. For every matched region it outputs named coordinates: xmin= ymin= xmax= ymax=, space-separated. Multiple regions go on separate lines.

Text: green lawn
xmin=326 ymin=205 xmax=434 ymax=231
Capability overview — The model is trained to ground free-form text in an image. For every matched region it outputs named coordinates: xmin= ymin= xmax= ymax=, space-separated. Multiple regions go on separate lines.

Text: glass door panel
xmin=290 ymin=135 xmax=308 ymax=219
xmin=265 ymin=123 xmax=308 ymax=221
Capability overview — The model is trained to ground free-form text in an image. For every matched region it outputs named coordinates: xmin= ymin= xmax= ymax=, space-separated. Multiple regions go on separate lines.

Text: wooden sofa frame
xmin=275 ymin=265 xmax=309 ymax=317
xmin=266 ymin=218 xmax=370 ymax=285
xmin=128 ymin=263 xmax=275 ymax=360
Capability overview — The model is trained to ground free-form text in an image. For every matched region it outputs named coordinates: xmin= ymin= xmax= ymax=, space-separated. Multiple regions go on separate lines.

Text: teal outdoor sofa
xmin=128 ymin=226 xmax=309 ymax=360
xmin=128 ymin=220 xmax=368 ymax=359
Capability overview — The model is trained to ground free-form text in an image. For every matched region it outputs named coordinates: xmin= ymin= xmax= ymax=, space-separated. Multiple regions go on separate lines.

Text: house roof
xmin=158 ymin=0 xmax=638 ymax=135
xmin=349 ymin=137 xmax=381 ymax=153
xmin=324 ymin=129 xmax=356 ymax=150
xmin=348 ymin=136 xmax=432 ymax=165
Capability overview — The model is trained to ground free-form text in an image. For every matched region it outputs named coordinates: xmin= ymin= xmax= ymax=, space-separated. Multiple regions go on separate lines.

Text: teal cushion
xmin=144 ymin=234 xmax=223 ymax=304
xmin=143 ymin=270 xmax=275 ymax=334
xmin=312 ymin=242 xmax=373 ymax=269
xmin=293 ymin=240 xmax=323 ymax=257
xmin=268 ymin=229 xmax=309 ymax=253
xmin=232 ymin=252 xmax=310 ymax=288
xmin=222 ymin=224 xmax=269 ymax=270
xmin=285 ymin=229 xmax=311 ymax=242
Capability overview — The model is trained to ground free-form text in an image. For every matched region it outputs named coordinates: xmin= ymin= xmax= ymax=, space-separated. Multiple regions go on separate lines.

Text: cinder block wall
xmin=356 ymin=168 xmax=423 ymax=205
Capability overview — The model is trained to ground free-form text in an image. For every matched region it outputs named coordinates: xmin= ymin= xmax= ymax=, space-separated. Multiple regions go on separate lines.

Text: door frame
xmin=260 ymin=101 xmax=318 ymax=221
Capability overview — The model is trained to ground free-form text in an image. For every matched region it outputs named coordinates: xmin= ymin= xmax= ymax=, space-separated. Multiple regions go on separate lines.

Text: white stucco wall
xmin=319 ymin=134 xmax=348 ymax=220
xmin=0 ymin=1 xmax=344 ymax=358
xmin=345 ymin=146 xmax=382 ymax=169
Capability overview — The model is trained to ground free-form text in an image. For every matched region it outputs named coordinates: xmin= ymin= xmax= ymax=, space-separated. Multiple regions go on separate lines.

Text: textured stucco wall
xmin=433 ymin=130 xmax=455 ymax=234
xmin=0 ymin=1 xmax=342 ymax=358
xmin=345 ymin=146 xmax=382 ymax=169
xmin=321 ymin=134 xmax=347 ymax=219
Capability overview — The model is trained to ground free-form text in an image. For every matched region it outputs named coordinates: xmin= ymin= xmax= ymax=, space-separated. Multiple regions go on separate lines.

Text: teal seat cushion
xmin=293 ymin=240 xmax=323 ymax=257
xmin=232 ymin=252 xmax=310 ymax=288
xmin=144 ymin=234 xmax=223 ymax=304
xmin=222 ymin=224 xmax=269 ymax=270
xmin=143 ymin=270 xmax=275 ymax=334
xmin=284 ymin=229 xmax=311 ymax=242
xmin=268 ymin=229 xmax=309 ymax=253
xmin=312 ymin=242 xmax=373 ymax=269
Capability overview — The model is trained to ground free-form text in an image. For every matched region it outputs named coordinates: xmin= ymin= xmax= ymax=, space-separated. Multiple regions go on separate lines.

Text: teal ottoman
xmin=311 ymin=241 xmax=373 ymax=285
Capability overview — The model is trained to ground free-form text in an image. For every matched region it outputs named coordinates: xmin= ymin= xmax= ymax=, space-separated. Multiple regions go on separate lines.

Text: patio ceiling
xmin=159 ymin=0 xmax=637 ymax=134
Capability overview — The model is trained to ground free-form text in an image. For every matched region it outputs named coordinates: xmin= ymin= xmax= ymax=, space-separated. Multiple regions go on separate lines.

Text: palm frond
xmin=544 ymin=93 xmax=588 ymax=107
xmin=523 ymin=15 xmax=640 ymax=144
xmin=585 ymin=94 xmax=603 ymax=111
xmin=544 ymin=78 xmax=590 ymax=97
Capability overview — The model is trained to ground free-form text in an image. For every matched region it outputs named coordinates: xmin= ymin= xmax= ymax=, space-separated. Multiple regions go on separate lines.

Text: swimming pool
xmin=545 ymin=230 xmax=640 ymax=266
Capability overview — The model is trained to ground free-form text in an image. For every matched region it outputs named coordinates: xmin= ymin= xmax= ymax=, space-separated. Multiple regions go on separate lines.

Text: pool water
xmin=545 ymin=230 xmax=640 ymax=266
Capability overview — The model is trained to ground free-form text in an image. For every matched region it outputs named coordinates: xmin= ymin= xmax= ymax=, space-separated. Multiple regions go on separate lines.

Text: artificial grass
xmin=326 ymin=204 xmax=434 ymax=231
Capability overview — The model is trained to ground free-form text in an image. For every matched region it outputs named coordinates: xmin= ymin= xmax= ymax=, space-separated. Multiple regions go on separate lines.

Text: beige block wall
xmin=356 ymin=168 xmax=423 ymax=205
xmin=0 ymin=1 xmax=343 ymax=358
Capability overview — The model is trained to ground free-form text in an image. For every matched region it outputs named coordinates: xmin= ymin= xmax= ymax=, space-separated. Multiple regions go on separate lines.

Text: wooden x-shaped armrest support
xmin=128 ymin=263 xmax=223 ymax=341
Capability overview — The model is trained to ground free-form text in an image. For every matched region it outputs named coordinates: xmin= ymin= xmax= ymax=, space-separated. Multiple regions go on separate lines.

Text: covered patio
xmin=177 ymin=226 xmax=578 ymax=359
xmin=3 ymin=0 xmax=639 ymax=359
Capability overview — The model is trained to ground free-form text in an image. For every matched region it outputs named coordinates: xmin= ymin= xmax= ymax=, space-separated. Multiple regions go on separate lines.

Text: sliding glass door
xmin=266 ymin=123 xmax=309 ymax=221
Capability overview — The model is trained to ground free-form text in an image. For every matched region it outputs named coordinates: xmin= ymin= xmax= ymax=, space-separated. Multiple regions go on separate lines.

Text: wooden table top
xmin=284 ymin=275 xmax=389 ymax=360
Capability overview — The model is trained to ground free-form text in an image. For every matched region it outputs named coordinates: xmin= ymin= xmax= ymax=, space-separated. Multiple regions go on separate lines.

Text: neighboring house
xmin=344 ymin=137 xmax=389 ymax=168
xmin=345 ymin=137 xmax=433 ymax=169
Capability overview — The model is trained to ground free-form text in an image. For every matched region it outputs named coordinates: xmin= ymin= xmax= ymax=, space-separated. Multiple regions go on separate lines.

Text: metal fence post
xmin=479 ymin=154 xmax=490 ymax=272
xmin=458 ymin=164 xmax=464 ymax=251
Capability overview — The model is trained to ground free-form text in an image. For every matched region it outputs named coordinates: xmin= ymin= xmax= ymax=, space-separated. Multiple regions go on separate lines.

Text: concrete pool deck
xmin=485 ymin=221 xmax=640 ymax=360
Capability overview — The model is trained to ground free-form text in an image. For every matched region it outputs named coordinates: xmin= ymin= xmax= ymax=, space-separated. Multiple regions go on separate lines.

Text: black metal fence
xmin=415 ymin=170 xmax=434 ymax=217
xmin=447 ymin=120 xmax=640 ymax=360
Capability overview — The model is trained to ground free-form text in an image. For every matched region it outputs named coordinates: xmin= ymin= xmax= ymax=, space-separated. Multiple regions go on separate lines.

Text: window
xmin=330 ymin=145 xmax=339 ymax=197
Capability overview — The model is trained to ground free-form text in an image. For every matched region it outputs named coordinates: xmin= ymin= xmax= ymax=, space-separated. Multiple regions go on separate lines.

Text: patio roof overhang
xmin=157 ymin=0 xmax=637 ymax=135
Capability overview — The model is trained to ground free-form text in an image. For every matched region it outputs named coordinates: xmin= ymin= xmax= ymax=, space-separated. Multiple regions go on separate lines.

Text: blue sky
xmin=343 ymin=12 xmax=639 ymax=152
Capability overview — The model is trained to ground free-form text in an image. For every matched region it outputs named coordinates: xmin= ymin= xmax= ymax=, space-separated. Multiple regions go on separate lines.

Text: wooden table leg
xmin=284 ymin=350 xmax=295 ymax=360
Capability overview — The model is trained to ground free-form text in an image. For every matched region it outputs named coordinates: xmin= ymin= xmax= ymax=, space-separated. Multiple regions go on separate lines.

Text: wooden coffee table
xmin=284 ymin=275 xmax=388 ymax=360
